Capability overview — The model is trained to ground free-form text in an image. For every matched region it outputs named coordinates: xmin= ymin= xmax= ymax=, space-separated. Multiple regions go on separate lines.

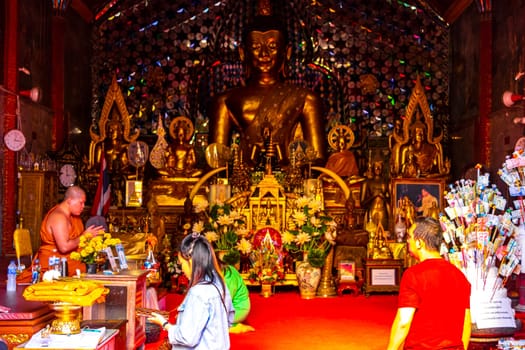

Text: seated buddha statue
xmin=325 ymin=131 xmax=359 ymax=179
xmin=94 ymin=119 xmax=131 ymax=175
xmin=401 ymin=149 xmax=419 ymax=178
xmin=160 ymin=119 xmax=202 ymax=178
xmin=390 ymin=77 xmax=449 ymax=178
xmin=208 ymin=14 xmax=327 ymax=169
xmin=400 ymin=122 xmax=439 ymax=176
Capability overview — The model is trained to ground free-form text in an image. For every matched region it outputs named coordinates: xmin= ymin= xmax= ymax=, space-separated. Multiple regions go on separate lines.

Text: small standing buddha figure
xmin=361 ymin=160 xmax=390 ymax=232
xmin=251 ymin=122 xmax=283 ymax=173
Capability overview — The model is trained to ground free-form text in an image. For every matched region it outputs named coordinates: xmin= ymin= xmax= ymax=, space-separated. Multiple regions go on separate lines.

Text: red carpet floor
xmin=147 ymin=287 xmax=398 ymax=350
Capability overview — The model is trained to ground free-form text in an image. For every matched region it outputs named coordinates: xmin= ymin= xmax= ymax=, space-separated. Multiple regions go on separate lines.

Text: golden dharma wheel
xmin=328 ymin=124 xmax=355 ymax=151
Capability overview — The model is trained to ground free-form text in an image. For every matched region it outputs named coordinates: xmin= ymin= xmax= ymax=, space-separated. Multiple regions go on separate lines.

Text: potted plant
xmin=282 ymin=195 xmax=337 ymax=298
xmin=193 ymin=200 xmax=252 ymax=267
xmin=70 ymin=232 xmax=121 ymax=273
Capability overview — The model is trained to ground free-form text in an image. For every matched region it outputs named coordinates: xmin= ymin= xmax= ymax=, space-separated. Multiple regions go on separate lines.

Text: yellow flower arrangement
xmin=70 ymin=233 xmax=121 ymax=265
xmin=193 ymin=200 xmax=252 ymax=266
xmin=282 ymin=195 xmax=337 ymax=268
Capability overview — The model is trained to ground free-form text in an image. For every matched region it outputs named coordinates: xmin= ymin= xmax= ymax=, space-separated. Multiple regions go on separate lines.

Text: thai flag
xmin=91 ymin=156 xmax=111 ymax=216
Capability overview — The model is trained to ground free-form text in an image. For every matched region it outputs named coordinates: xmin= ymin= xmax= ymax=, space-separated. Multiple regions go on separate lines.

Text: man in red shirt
xmin=387 ymin=217 xmax=471 ymax=350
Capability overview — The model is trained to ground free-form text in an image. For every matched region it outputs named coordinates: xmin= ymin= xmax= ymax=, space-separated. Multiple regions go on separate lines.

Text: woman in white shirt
xmin=149 ymin=233 xmax=234 ymax=349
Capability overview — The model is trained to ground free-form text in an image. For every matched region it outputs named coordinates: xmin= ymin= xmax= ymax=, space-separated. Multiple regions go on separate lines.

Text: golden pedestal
xmin=317 ymin=245 xmax=337 ymax=297
xmin=150 ymin=177 xmax=200 ymax=206
xmin=49 ymin=302 xmax=82 ymax=335
xmin=260 ymin=283 xmax=273 ymax=298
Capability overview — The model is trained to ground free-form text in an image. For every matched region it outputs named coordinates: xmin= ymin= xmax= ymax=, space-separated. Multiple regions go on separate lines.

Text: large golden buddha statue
xmin=208 ymin=14 xmax=327 ymax=169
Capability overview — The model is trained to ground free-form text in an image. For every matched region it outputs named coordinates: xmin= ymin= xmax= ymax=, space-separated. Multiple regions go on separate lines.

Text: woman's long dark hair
xmin=179 ymin=233 xmax=227 ymax=297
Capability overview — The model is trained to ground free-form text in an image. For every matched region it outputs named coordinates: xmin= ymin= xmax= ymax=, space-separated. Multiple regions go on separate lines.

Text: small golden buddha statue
xmin=160 ymin=117 xmax=202 ymax=178
xmin=360 ymin=161 xmax=390 ymax=231
xmin=94 ymin=118 xmax=131 ymax=175
xmin=89 ymin=76 xmax=139 ymax=177
xmin=400 ymin=121 xmax=439 ymax=176
xmin=372 ymin=223 xmax=393 ymax=259
xmin=389 ymin=77 xmax=449 ymax=178
xmin=397 ymin=196 xmax=416 ymax=228
xmin=325 ymin=125 xmax=360 ymax=179
xmin=250 ymin=122 xmax=283 ymax=173
xmin=401 ymin=150 xmax=419 ymax=178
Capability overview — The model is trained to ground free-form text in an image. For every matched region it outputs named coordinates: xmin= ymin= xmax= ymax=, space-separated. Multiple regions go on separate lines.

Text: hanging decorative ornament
xmin=149 ymin=115 xmax=169 ymax=169
xmin=128 ymin=140 xmax=149 ymax=168
xmin=205 ymin=143 xmax=231 ymax=169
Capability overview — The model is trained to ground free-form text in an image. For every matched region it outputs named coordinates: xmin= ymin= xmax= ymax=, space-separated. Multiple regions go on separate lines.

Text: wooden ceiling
xmin=72 ymin=0 xmax=474 ymax=24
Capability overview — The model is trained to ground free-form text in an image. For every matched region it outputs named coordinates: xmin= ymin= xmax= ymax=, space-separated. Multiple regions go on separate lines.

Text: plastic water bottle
xmin=7 ymin=260 xmax=17 ymax=292
xmin=60 ymin=257 xmax=68 ymax=277
xmin=31 ymin=259 xmax=41 ymax=284
xmin=49 ymin=250 xmax=60 ymax=272
xmin=49 ymin=255 xmax=56 ymax=271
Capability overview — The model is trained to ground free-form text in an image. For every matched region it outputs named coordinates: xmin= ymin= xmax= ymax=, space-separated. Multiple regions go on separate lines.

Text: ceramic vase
xmin=85 ymin=263 xmax=98 ymax=274
xmin=295 ymin=254 xmax=322 ymax=299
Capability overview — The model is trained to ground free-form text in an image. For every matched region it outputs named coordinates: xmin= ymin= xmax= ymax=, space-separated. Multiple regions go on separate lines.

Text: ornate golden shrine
xmin=88 ymin=75 xmax=139 ymax=171
xmin=248 ymin=174 xmax=287 ymax=232
xmin=389 ymin=76 xmax=450 ymax=178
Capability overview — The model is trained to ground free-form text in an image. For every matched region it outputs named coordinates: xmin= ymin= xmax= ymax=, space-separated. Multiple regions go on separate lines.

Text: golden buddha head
xmin=175 ymin=125 xmax=186 ymax=142
xmin=409 ymin=120 xmax=427 ymax=142
xmin=336 ymin=135 xmax=348 ymax=151
xmin=107 ymin=120 xmax=122 ymax=140
xmin=372 ymin=160 xmax=383 ymax=175
xmin=240 ymin=16 xmax=291 ymax=80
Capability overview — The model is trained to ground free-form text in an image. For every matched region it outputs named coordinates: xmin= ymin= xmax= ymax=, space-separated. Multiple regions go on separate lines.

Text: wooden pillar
xmin=51 ymin=15 xmax=66 ymax=151
xmin=477 ymin=12 xmax=492 ymax=167
xmin=2 ymin=0 xmax=19 ymax=255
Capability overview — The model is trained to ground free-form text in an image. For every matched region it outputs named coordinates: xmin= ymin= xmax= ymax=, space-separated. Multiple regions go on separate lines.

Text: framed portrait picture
xmin=392 ymin=178 xmax=445 ymax=218
xmin=338 ymin=260 xmax=356 ymax=281
xmin=125 ymin=180 xmax=143 ymax=207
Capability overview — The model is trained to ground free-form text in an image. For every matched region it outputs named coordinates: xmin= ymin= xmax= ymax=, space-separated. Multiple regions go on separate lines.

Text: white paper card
xmin=470 ymin=296 xmax=516 ymax=329
xmin=371 ymin=269 xmax=396 ymax=286
xmin=23 ymin=327 xmax=106 ymax=349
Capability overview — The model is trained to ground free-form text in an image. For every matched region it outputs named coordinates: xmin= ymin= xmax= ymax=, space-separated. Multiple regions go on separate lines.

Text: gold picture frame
xmin=125 ymin=180 xmax=143 ymax=207
xmin=338 ymin=260 xmax=356 ymax=281
xmin=391 ymin=178 xmax=445 ymax=219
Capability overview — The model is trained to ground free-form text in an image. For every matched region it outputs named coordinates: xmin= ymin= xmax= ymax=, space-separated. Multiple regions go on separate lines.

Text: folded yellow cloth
xmin=23 ymin=280 xmax=109 ymax=306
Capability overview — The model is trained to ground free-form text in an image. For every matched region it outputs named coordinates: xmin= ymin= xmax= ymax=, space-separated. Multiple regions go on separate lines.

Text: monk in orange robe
xmin=18 ymin=186 xmax=105 ymax=282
